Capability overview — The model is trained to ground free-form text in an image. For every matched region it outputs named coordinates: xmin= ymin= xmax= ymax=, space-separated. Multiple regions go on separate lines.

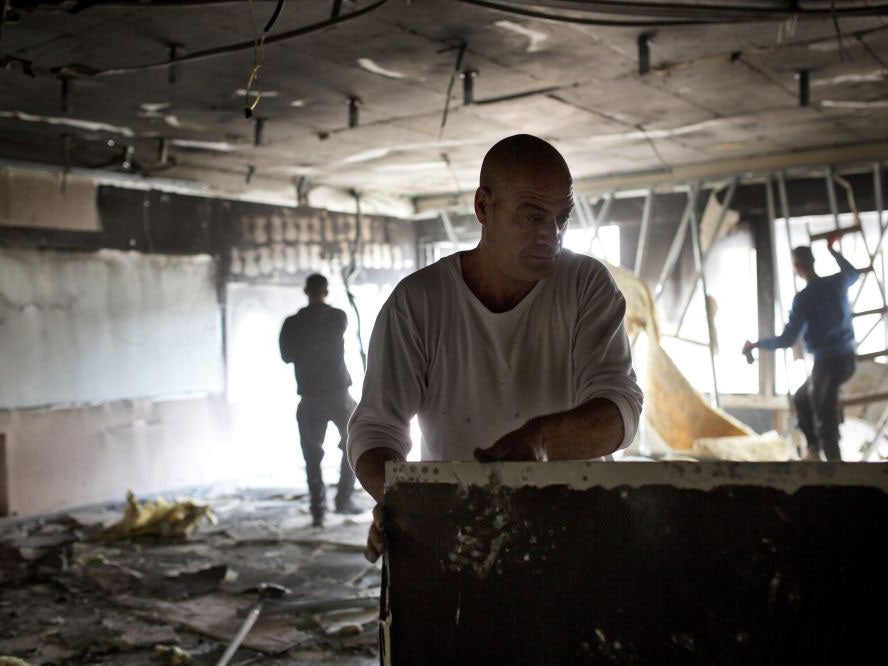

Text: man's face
xmin=476 ymin=168 xmax=573 ymax=284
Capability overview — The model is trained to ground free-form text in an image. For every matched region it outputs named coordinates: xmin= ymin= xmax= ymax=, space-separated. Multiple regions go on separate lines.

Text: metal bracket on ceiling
xmin=460 ymin=69 xmax=477 ymax=105
xmin=295 ymin=175 xmax=309 ymax=206
xmin=637 ymin=33 xmax=653 ymax=76
xmin=253 ymin=117 xmax=265 ymax=146
xmin=157 ymin=138 xmax=170 ymax=167
xmin=348 ymin=96 xmax=362 ymax=128
xmin=167 ymin=43 xmax=183 ymax=85
xmin=60 ymin=76 xmax=71 ymax=113
xmin=796 ymin=69 xmax=810 ymax=107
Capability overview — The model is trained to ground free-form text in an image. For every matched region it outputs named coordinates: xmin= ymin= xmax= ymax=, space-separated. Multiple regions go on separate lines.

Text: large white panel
xmin=0 ymin=248 xmax=224 ymax=408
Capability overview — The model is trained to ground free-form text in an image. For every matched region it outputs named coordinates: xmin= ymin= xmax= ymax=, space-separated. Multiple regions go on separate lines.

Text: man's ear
xmin=474 ymin=187 xmax=491 ymax=226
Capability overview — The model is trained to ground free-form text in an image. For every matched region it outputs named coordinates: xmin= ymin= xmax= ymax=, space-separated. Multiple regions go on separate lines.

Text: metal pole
xmin=857 ymin=315 xmax=883 ymax=348
xmin=654 ymin=189 xmax=693 ymax=300
xmin=580 ymin=192 xmax=614 ymax=258
xmin=825 ymin=166 xmax=844 ymax=253
xmin=687 ymin=183 xmax=721 ymax=407
xmin=862 ymin=402 xmax=888 ymax=461
xmin=776 ymin=171 xmax=800 ymax=294
xmin=634 ymin=188 xmax=653 ymax=276
xmin=851 ymin=162 xmax=888 ymax=309
xmin=675 ymin=179 xmax=738 ymax=333
xmin=766 ymin=176 xmax=785 ymax=321
xmin=833 ymin=172 xmax=888 ymax=310
xmin=440 ymin=210 xmax=459 ymax=255
xmin=766 ymin=173 xmax=800 ymax=442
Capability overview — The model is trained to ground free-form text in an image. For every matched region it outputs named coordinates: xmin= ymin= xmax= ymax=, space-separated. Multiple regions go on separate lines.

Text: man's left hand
xmin=474 ymin=421 xmax=546 ymax=462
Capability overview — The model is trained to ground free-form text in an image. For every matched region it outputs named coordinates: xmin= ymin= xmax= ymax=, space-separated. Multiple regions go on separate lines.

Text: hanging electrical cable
xmin=438 ymin=40 xmax=467 ymax=140
xmin=242 ymin=0 xmax=267 ymax=118
xmin=343 ymin=191 xmax=367 ymax=373
xmin=241 ymin=0 xmax=287 ymax=118
xmin=453 ymin=0 xmax=888 ymax=27
xmin=50 ymin=0 xmax=389 ymax=79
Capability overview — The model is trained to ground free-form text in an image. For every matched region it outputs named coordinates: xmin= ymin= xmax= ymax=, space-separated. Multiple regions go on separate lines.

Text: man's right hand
xmin=365 ymin=504 xmax=386 ymax=563
xmin=354 ymin=447 xmax=405 ymax=563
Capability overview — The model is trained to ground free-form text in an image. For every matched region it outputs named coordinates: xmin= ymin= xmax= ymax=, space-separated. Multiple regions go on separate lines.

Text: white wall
xmin=0 ymin=248 xmax=224 ymax=408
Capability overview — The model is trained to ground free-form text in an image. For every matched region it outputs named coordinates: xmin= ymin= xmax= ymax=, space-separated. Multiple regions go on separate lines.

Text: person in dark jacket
xmin=743 ymin=234 xmax=861 ymax=461
xmin=280 ymin=274 xmax=361 ymax=526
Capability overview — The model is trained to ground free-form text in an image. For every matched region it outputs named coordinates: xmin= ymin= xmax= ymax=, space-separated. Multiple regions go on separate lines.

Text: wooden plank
xmin=809 ymin=224 xmax=862 ymax=242
xmin=856 ymin=350 xmax=888 ymax=362
xmin=115 ymin=593 xmax=312 ymax=654
xmin=841 ymin=390 xmax=888 ymax=407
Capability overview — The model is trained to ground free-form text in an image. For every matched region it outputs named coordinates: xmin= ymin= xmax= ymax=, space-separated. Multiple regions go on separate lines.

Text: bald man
xmin=348 ymin=134 xmax=643 ymax=561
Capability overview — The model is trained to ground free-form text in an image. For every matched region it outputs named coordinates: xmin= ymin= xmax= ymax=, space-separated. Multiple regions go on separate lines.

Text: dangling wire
xmin=344 ymin=191 xmax=368 ymax=372
xmin=243 ymin=0 xmax=287 ymax=119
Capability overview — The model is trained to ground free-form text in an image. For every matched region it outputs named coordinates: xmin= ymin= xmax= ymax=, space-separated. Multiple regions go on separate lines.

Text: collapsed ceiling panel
xmin=0 ymin=0 xmax=886 ymax=204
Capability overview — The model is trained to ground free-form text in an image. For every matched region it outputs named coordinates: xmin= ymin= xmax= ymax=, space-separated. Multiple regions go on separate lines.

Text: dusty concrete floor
xmin=0 ymin=487 xmax=380 ymax=665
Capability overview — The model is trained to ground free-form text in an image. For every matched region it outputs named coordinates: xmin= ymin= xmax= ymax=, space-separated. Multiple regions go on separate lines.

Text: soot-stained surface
xmin=385 ymin=477 xmax=886 ymax=665
xmin=0 ymin=488 xmax=381 ymax=665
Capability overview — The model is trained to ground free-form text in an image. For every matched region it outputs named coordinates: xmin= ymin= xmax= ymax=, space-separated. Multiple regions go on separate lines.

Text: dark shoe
xmin=311 ymin=510 xmax=325 ymax=528
xmin=333 ymin=498 xmax=364 ymax=515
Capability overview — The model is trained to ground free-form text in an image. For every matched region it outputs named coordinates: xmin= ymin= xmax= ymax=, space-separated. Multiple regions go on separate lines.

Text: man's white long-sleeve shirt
xmin=347 ymin=250 xmax=642 ymax=465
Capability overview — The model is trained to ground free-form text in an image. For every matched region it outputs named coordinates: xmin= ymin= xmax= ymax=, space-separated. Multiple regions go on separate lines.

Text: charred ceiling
xmin=1 ymin=0 xmax=887 ymax=204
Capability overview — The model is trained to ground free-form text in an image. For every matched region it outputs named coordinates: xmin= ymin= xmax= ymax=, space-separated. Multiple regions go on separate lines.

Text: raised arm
xmin=347 ymin=290 xmax=426 ymax=471
xmin=830 ymin=246 xmax=862 ymax=288
xmin=347 ymin=289 xmax=426 ymax=562
xmin=753 ymin=293 xmax=807 ymax=351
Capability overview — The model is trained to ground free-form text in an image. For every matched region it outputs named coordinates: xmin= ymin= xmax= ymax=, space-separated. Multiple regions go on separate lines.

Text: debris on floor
xmin=0 ymin=488 xmax=380 ymax=665
xmin=108 ymin=491 xmax=217 ymax=539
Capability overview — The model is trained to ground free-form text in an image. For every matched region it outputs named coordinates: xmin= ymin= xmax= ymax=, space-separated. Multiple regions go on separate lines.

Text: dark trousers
xmin=793 ymin=354 xmax=856 ymax=461
xmin=296 ymin=390 xmax=357 ymax=516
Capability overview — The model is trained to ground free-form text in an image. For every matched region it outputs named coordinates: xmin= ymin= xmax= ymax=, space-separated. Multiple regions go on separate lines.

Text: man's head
xmin=474 ymin=134 xmax=574 ymax=284
xmin=304 ymin=273 xmax=328 ymax=304
xmin=791 ymin=246 xmax=816 ymax=280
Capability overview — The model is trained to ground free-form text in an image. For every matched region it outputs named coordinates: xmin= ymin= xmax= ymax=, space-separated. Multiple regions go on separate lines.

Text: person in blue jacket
xmin=743 ymin=234 xmax=861 ymax=461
